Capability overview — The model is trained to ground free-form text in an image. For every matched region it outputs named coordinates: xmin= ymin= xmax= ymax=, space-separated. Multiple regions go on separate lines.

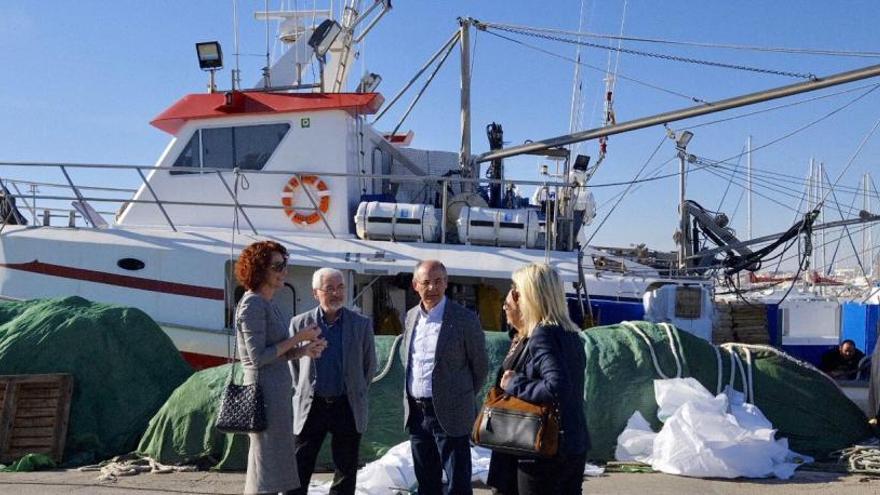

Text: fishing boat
xmin=0 ymin=3 xmax=699 ymax=368
xmin=2 ymin=2 xmax=879 ymax=372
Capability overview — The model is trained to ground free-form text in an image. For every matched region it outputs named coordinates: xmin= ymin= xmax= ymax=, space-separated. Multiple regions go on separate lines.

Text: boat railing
xmin=0 ymin=161 xmax=581 ymax=249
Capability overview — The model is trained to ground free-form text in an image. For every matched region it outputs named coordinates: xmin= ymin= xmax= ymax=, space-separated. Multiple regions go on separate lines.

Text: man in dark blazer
xmin=290 ymin=267 xmax=377 ymax=495
xmin=400 ymin=260 xmax=488 ymax=495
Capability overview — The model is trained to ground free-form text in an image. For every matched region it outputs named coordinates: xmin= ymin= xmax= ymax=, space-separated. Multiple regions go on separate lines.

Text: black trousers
xmin=291 ymin=396 xmax=361 ymax=495
xmin=408 ymin=397 xmax=473 ymax=495
xmin=516 ymin=452 xmax=587 ymax=495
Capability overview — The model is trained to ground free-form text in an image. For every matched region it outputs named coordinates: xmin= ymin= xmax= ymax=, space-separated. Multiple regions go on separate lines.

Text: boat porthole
xmin=117 ymin=258 xmax=145 ymax=271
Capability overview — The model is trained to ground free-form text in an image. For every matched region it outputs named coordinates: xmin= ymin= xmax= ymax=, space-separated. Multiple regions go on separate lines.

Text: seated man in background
xmin=820 ymin=339 xmax=865 ymax=380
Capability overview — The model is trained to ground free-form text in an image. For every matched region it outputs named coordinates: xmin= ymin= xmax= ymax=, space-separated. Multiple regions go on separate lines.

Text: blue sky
xmin=1 ymin=1 xmax=878 ymax=270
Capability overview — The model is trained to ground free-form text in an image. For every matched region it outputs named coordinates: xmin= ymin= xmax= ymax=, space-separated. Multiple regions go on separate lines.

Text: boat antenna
xmin=263 ymin=0 xmax=271 ymax=88
xmin=232 ymin=0 xmax=242 ymax=90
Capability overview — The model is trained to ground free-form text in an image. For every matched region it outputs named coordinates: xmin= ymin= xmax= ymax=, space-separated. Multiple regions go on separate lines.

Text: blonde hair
xmin=511 ymin=263 xmax=578 ymax=336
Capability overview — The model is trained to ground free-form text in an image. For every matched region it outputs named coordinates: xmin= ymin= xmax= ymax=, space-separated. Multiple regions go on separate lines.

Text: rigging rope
xmin=480 ymin=23 xmax=818 ymax=80
xmin=479 ymin=22 xmax=880 ymax=59
xmin=481 ymin=28 xmax=709 ymax=104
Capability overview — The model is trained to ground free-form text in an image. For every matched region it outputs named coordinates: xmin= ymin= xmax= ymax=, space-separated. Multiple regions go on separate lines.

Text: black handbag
xmin=215 ymin=322 xmax=267 ymax=434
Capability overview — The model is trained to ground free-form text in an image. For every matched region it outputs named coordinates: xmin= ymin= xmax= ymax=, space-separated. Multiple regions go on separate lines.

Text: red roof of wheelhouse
xmin=150 ymin=91 xmax=384 ymax=135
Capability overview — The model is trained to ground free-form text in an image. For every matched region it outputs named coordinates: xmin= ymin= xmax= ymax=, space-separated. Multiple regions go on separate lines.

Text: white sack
xmin=615 ymin=377 xmax=812 ymax=479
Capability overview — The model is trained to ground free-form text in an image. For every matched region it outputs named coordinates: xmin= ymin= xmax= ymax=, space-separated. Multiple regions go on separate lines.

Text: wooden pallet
xmin=713 ymin=302 xmax=770 ymax=345
xmin=0 ymin=374 xmax=74 ymax=464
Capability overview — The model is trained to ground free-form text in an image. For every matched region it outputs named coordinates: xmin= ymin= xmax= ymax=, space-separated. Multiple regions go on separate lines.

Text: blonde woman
xmin=496 ymin=263 xmax=588 ymax=495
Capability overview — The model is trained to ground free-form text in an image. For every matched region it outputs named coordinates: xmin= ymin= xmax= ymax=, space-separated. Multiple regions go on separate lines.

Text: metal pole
xmin=820 ymin=162 xmax=827 ymax=277
xmin=476 ymin=64 xmax=880 ymax=163
xmin=136 ymin=168 xmax=177 ymax=232
xmin=459 ymin=18 xmax=473 ymax=188
xmin=678 ymin=149 xmax=687 ymax=270
xmin=373 ymin=31 xmax=461 ymax=123
xmin=215 ymin=170 xmax=257 ymax=235
xmin=441 ymin=178 xmax=449 ymax=244
xmin=747 ymin=135 xmax=752 ymax=239
xmin=864 ymin=172 xmax=870 ymax=268
xmin=807 ymin=158 xmax=819 ymax=268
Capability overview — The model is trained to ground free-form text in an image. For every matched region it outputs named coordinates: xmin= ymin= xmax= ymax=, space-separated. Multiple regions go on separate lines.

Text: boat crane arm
xmin=475 ymin=64 xmax=880 ymax=163
xmin=691 ymin=211 xmax=880 ymax=261
xmin=682 ymin=200 xmax=755 ymax=270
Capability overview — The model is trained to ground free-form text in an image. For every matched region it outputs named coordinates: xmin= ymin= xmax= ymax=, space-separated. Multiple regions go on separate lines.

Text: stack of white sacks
xmin=615 ymin=377 xmax=812 ymax=479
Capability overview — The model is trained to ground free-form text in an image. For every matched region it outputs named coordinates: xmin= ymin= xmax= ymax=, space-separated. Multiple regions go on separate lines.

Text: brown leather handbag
xmin=472 ymin=340 xmax=560 ymax=457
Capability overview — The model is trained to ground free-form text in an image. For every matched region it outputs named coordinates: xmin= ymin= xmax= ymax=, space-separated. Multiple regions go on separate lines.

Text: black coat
xmin=504 ymin=323 xmax=589 ymax=455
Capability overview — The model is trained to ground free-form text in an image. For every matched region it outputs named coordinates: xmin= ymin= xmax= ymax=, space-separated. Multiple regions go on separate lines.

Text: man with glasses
xmin=289 ymin=267 xmax=376 ymax=495
xmin=401 ymin=260 xmax=488 ymax=495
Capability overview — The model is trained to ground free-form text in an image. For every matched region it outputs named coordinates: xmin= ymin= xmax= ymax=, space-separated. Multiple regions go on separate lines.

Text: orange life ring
xmin=281 ymin=175 xmax=330 ymax=225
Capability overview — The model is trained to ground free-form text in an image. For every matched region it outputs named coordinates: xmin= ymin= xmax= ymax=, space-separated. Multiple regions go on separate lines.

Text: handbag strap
xmin=512 ymin=337 xmax=531 ymax=373
xmin=511 ymin=332 xmax=562 ymax=419
xmin=227 ymin=297 xmax=263 ymax=386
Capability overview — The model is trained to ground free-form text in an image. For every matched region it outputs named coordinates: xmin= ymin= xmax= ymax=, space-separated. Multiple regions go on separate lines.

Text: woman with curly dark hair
xmin=234 ymin=240 xmax=326 ymax=495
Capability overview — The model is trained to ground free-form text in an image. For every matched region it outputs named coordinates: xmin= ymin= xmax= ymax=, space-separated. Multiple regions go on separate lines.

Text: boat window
xmin=171 ymin=123 xmax=290 ymax=175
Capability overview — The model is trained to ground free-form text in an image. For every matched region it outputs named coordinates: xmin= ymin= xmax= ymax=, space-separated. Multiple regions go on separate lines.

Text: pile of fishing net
xmin=0 ymin=297 xmax=193 ymax=466
xmin=138 ymin=322 xmax=871 ymax=470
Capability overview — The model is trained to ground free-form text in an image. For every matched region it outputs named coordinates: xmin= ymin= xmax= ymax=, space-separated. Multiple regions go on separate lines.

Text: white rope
xmin=371 ymin=334 xmax=402 ymax=383
xmin=621 ymin=321 xmax=683 ymax=379
xmin=744 ymin=346 xmax=755 ymax=403
xmin=659 ymin=322 xmax=684 ymax=379
xmin=79 ymin=455 xmax=196 ymax=482
xmin=727 ymin=347 xmax=737 ymax=390
xmin=712 ymin=345 xmax=724 ymax=395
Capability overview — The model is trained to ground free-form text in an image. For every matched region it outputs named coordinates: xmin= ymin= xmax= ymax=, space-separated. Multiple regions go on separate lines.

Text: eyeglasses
xmin=415 ymin=277 xmax=446 ymax=289
xmin=317 ymin=284 xmax=346 ymax=294
xmin=508 ymin=286 xmax=520 ymax=302
xmin=269 ymin=255 xmax=289 ymax=273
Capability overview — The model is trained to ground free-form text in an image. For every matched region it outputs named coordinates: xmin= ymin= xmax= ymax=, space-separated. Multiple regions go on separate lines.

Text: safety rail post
xmin=215 ymin=170 xmax=257 ymax=235
xmin=441 ymin=178 xmax=449 ymax=244
xmin=136 ymin=168 xmax=177 ymax=232
xmin=0 ymin=178 xmax=20 ymax=234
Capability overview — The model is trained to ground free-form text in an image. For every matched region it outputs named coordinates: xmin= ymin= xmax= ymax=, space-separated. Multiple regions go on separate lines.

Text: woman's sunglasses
xmin=269 ymin=255 xmax=289 ymax=273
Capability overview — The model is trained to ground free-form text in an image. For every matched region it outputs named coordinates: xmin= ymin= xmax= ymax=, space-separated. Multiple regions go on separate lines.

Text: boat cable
xmin=372 ymin=30 xmax=461 ymax=123
xmin=685 ymin=147 xmax=880 ymax=203
xmin=573 ymin=83 xmax=878 ymax=191
xmin=390 ymin=30 xmax=459 ymax=136
xmin=677 ymin=82 xmax=880 ymax=134
xmin=478 ymin=22 xmax=880 ymax=60
xmin=591 ymin=0 xmax=628 ymax=172
xmin=594 ymin=155 xmax=676 ymax=211
xmin=715 ymin=144 xmax=746 ymax=214
xmin=224 ymin=169 xmax=250 ymax=359
xmin=813 ymin=166 xmax=872 ymax=281
xmin=479 ymin=23 xmax=818 ymax=80
xmin=705 ymin=156 xmax=880 ymax=205
xmin=583 ymin=135 xmax=666 ymax=246
xmin=688 ymin=83 xmax=880 ymax=182
xmin=480 ymin=28 xmax=709 ymax=104
xmin=755 ymin=223 xmax=873 ymax=279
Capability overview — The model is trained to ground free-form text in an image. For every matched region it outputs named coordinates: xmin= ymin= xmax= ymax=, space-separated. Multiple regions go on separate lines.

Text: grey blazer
xmin=290 ymin=306 xmax=377 ymax=434
xmin=400 ymin=298 xmax=489 ymax=437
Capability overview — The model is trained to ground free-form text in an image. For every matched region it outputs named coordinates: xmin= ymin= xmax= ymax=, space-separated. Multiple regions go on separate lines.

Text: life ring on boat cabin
xmin=281 ymin=175 xmax=330 ymax=225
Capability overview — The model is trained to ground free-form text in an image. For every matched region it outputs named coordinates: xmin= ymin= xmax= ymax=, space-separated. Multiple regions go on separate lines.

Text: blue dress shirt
xmin=314 ymin=307 xmax=345 ymax=397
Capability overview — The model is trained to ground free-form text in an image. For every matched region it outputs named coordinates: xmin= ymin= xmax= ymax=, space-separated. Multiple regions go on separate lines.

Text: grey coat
xmin=290 ymin=306 xmax=377 ymax=434
xmin=236 ymin=291 xmax=299 ymax=495
xmin=400 ymin=298 xmax=489 ymax=437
